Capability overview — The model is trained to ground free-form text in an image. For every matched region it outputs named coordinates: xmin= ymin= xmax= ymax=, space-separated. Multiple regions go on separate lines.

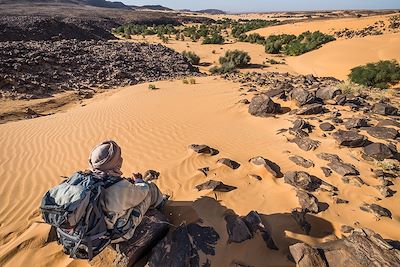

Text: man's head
xmin=89 ymin=140 xmax=123 ymax=176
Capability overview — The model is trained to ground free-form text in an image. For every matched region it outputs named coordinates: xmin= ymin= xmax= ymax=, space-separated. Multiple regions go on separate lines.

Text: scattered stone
xmin=296 ymin=190 xmax=320 ymax=213
xmin=217 ymin=158 xmax=240 ymax=169
xmin=320 ymin=167 xmax=332 ymax=177
xmin=292 ymin=137 xmax=320 ymax=151
xmin=289 ymin=128 xmax=309 ymax=138
xmin=189 ymin=144 xmax=219 ymax=156
xmin=290 ymin=228 xmax=400 ymax=267
xmin=319 ymin=122 xmax=335 ymax=131
xmin=248 ymin=174 xmax=262 ymax=181
xmin=334 ymin=197 xmax=349 ymax=204
xmin=292 ymin=119 xmax=312 ymax=131
xmin=317 ymin=153 xmax=341 ymax=163
xmin=288 ymin=88 xmax=316 ymax=106
xmin=374 ymin=185 xmax=396 ymax=197
xmin=249 ymin=156 xmax=282 ymax=177
xmin=364 ymin=126 xmax=398 ymax=140
xmin=296 ymin=103 xmax=324 ymax=115
xmin=340 ymin=225 xmax=354 ymax=234
xmin=238 ymin=99 xmax=250 ymax=105
xmin=372 ymin=102 xmax=398 ymax=116
xmin=248 ymin=94 xmax=281 ymax=117
xmin=363 ymin=143 xmax=394 ymax=161
xmin=332 ymin=130 xmax=368 ymax=147
xmin=359 ymin=203 xmax=392 ymax=218
xmin=316 ymin=86 xmax=342 ymax=101
xmin=195 ymin=180 xmax=237 ymax=192
xmin=291 ymin=208 xmax=311 ymax=235
xmin=289 ymin=155 xmax=314 ymax=168
xmin=225 ymin=214 xmax=252 ymax=243
xmin=344 ymin=117 xmax=369 ymax=129
xmin=242 ymin=211 xmax=278 ymax=250
xmin=198 ymin=167 xmax=209 ymax=176
xmin=327 ymin=161 xmax=359 ymax=176
xmin=284 ymin=171 xmax=322 ymax=191
xmin=341 ymin=176 xmax=366 ymax=187
xmin=376 ymin=119 xmax=400 ymax=128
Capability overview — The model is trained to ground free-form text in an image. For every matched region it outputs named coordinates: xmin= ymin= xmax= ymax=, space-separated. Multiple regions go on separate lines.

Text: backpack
xmin=40 ymin=171 xmax=122 ymax=260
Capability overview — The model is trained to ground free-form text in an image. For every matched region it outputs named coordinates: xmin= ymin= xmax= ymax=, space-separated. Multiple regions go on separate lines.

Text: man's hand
xmin=132 ymin=172 xmax=144 ymax=183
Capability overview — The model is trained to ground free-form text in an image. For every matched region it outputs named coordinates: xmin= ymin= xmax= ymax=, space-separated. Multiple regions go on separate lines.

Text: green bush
xmin=239 ymin=33 xmax=266 ymax=44
xmin=264 ymin=31 xmax=335 ymax=55
xmin=231 ymin=19 xmax=279 ymax=38
xmin=283 ymin=31 xmax=336 ymax=56
xmin=210 ymin=50 xmax=251 ymax=74
xmin=182 ymin=51 xmax=200 ymax=65
xmin=202 ymin=33 xmax=225 ymax=44
xmin=349 ymin=60 xmax=400 ymax=89
xmin=148 ymin=84 xmax=157 ymax=90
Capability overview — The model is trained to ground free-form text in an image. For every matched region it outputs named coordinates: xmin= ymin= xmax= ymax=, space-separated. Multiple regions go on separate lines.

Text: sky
xmin=123 ymin=0 xmax=400 ymax=13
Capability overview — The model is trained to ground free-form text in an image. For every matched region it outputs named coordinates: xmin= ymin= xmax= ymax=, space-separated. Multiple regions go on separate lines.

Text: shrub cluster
xmin=202 ymin=33 xmax=225 ymax=44
xmin=264 ymin=31 xmax=335 ymax=55
xmin=238 ymin=33 xmax=266 ymax=44
xmin=210 ymin=50 xmax=251 ymax=74
xmin=182 ymin=51 xmax=200 ymax=65
xmin=349 ymin=60 xmax=400 ymax=89
xmin=231 ymin=19 xmax=279 ymax=38
xmin=112 ymin=24 xmax=178 ymax=37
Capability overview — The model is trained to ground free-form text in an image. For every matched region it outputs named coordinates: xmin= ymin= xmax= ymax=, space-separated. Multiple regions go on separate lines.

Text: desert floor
xmin=0 ymin=11 xmax=400 ymax=267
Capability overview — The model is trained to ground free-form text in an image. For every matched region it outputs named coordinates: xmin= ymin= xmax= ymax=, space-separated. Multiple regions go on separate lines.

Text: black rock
xmin=363 ymin=143 xmax=394 ymax=161
xmin=225 ymin=214 xmax=252 ymax=243
xmin=289 ymin=88 xmax=316 ymax=106
xmin=319 ymin=122 xmax=335 ymax=131
xmin=248 ymin=94 xmax=281 ymax=117
xmin=284 ymin=171 xmax=322 ymax=191
xmin=332 ymin=130 xmax=368 ymax=147
xmin=376 ymin=119 xmax=400 ymax=128
xmin=340 ymin=225 xmax=354 ymax=233
xmin=364 ymin=126 xmax=398 ymax=140
xmin=289 ymin=155 xmax=314 ymax=168
xmin=316 ymin=86 xmax=342 ymax=101
xmin=296 ymin=190 xmax=320 ymax=213
xmin=359 ymin=203 xmax=392 ymax=218
xmin=344 ymin=118 xmax=369 ymax=129
xmin=292 ymin=137 xmax=320 ymax=151
xmin=249 ymin=156 xmax=282 ymax=177
xmin=296 ymin=104 xmax=324 ymax=115
xmin=317 ymin=153 xmax=342 ymax=163
xmin=327 ymin=161 xmax=359 ymax=176
xmin=195 ymin=180 xmax=237 ymax=192
xmin=372 ymin=103 xmax=398 ymax=116
xmin=217 ymin=158 xmax=241 ymax=169
xmin=320 ymin=167 xmax=332 ymax=177
xmin=189 ymin=144 xmax=219 ymax=155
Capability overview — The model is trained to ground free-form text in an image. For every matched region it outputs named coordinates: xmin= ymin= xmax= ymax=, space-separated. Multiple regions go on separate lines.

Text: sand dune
xmin=285 ymin=32 xmax=400 ymax=80
xmin=0 ymin=76 xmax=399 ymax=266
xmin=250 ymin=14 xmax=395 ymax=36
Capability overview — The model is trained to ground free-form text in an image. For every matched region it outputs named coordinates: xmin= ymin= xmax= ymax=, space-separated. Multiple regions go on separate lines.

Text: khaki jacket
xmin=101 ymin=179 xmax=164 ymax=242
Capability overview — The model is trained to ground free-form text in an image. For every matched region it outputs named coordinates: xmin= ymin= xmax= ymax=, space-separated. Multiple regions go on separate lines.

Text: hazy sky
xmin=124 ymin=0 xmax=400 ymax=13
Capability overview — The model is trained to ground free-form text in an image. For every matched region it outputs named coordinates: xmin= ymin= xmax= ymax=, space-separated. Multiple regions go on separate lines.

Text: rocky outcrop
xmin=332 ymin=130 xmax=368 ymax=147
xmin=248 ymin=94 xmax=281 ymax=117
xmin=0 ymin=40 xmax=199 ymax=99
xmin=290 ymin=228 xmax=400 ymax=267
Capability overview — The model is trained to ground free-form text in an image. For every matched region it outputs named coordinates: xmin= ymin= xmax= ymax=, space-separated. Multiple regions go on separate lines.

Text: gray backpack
xmin=40 ymin=171 xmax=121 ymax=260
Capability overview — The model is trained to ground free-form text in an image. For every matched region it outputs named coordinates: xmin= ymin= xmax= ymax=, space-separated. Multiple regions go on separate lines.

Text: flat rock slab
xmin=319 ymin=122 xmax=335 ymax=131
xmin=376 ymin=119 xmax=400 ymax=128
xmin=296 ymin=190 xmax=320 ymax=213
xmin=290 ymin=228 xmax=400 ymax=267
xmin=364 ymin=126 xmax=399 ymax=140
xmin=360 ymin=203 xmax=392 ymax=218
xmin=372 ymin=103 xmax=398 ymax=116
xmin=292 ymin=137 xmax=320 ymax=151
xmin=288 ymin=88 xmax=316 ymax=106
xmin=344 ymin=117 xmax=369 ymax=129
xmin=189 ymin=144 xmax=219 ymax=156
xmin=296 ymin=103 xmax=324 ymax=115
xmin=284 ymin=171 xmax=322 ymax=192
xmin=289 ymin=155 xmax=314 ymax=168
xmin=249 ymin=156 xmax=282 ymax=177
xmin=332 ymin=130 xmax=368 ymax=147
xmin=317 ymin=153 xmax=342 ymax=163
xmin=217 ymin=158 xmax=241 ymax=169
xmin=195 ymin=180 xmax=237 ymax=192
xmin=327 ymin=161 xmax=359 ymax=176
xmin=363 ymin=143 xmax=394 ymax=161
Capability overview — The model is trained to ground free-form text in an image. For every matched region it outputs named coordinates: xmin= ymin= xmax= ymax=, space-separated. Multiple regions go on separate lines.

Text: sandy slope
xmin=0 ymin=76 xmax=399 ymax=267
xmin=285 ymin=32 xmax=400 ymax=80
xmin=250 ymin=14 xmax=395 ymax=36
